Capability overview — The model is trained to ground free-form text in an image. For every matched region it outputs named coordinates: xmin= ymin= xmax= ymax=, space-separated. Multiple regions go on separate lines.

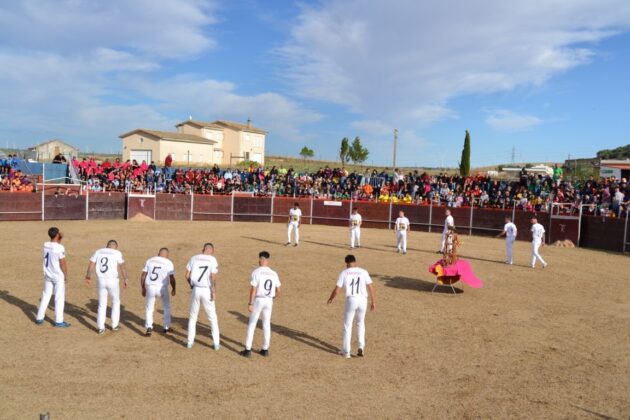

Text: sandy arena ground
xmin=0 ymin=220 xmax=628 ymax=419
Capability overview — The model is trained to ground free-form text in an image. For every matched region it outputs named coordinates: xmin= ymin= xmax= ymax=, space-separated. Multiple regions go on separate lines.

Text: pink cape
xmin=428 ymin=259 xmax=483 ymax=288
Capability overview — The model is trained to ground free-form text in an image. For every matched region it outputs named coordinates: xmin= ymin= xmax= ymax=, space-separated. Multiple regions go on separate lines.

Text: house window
xmin=199 ymin=154 xmax=204 ymax=162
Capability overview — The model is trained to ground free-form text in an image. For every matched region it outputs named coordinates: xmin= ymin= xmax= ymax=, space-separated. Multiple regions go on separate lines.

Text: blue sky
xmin=1 ymin=0 xmax=630 ymax=167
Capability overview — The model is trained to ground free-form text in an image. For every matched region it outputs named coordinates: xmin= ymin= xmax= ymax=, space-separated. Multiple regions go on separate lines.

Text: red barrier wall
xmin=0 ymin=192 xmax=42 ymax=221
xmin=548 ymin=217 xmax=580 ymax=244
xmin=127 ymin=195 xmax=155 ymax=220
xmin=192 ymin=195 xmax=231 ymax=221
xmin=272 ymin=197 xmax=312 ymax=224
xmin=233 ymin=196 xmax=272 ymax=222
xmin=353 ymin=201 xmax=390 ymax=230
xmin=471 ymin=208 xmax=512 ymax=237
xmin=88 ymin=192 xmax=125 ymax=220
xmin=312 ymin=200 xmax=350 ymax=227
xmin=579 ymin=215 xmax=625 ymax=252
xmin=44 ymin=194 xmax=86 ymax=220
xmin=156 ymin=194 xmax=192 ymax=220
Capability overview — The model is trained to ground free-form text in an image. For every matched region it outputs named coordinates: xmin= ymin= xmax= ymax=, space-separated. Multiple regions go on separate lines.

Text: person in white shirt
xmin=496 ymin=216 xmax=518 ymax=265
xmin=240 ymin=251 xmax=282 ymax=358
xmin=440 ymin=209 xmax=455 ymax=253
xmin=141 ymin=247 xmax=176 ymax=336
xmin=84 ymin=240 xmax=128 ymax=334
xmin=349 ymin=207 xmax=362 ymax=248
xmin=530 ymin=218 xmax=548 ymax=268
xmin=186 ymin=243 xmax=220 ymax=350
xmin=327 ymin=255 xmax=376 ymax=359
xmin=36 ymin=227 xmax=70 ymax=327
xmin=286 ymin=202 xmax=302 ymax=247
xmin=394 ymin=210 xmax=410 ymax=254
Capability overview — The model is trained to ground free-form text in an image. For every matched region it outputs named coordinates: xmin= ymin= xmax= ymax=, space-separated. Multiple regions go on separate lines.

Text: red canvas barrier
xmin=353 ymin=201 xmax=390 ymax=230
xmin=391 ymin=203 xmax=432 ymax=232
xmin=312 ymin=199 xmax=350 ymax=227
xmin=192 ymin=195 xmax=231 ymax=221
xmin=156 ymin=194 xmax=192 ymax=220
xmin=127 ymin=194 xmax=156 ymax=220
xmin=272 ymin=197 xmax=312 ymax=224
xmin=471 ymin=208 xmax=512 ymax=237
xmin=88 ymin=192 xmax=126 ymax=220
xmin=548 ymin=216 xmax=580 ymax=244
xmin=44 ymin=194 xmax=86 ymax=220
xmin=0 ymin=192 xmax=42 ymax=221
xmin=233 ymin=196 xmax=272 ymax=222
xmin=579 ymin=215 xmax=625 ymax=252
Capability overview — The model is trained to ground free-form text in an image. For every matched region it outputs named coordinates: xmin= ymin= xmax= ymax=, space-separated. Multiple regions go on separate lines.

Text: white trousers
xmin=187 ymin=287 xmax=220 ymax=346
xmin=440 ymin=231 xmax=448 ymax=252
xmin=396 ymin=231 xmax=407 ymax=252
xmin=97 ymin=277 xmax=120 ymax=330
xmin=342 ymin=297 xmax=367 ymax=355
xmin=287 ymin=222 xmax=300 ymax=244
xmin=245 ymin=297 xmax=273 ymax=350
xmin=145 ymin=286 xmax=171 ymax=329
xmin=36 ymin=278 xmax=65 ymax=323
xmin=506 ymin=237 xmax=515 ymax=264
xmin=531 ymin=240 xmax=547 ymax=267
xmin=350 ymin=228 xmax=361 ymax=247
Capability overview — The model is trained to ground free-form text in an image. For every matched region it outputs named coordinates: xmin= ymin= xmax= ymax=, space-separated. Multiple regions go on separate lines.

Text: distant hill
xmin=597 ymin=144 xmax=630 ymax=160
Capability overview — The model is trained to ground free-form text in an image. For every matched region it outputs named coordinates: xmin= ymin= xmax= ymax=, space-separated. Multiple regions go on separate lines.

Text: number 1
xmin=44 ymin=252 xmax=50 ymax=268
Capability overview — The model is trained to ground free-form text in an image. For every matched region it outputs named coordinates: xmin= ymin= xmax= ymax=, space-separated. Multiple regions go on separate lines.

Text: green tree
xmin=348 ymin=136 xmax=369 ymax=164
xmin=339 ymin=137 xmax=350 ymax=163
xmin=299 ymin=146 xmax=314 ymax=161
xmin=459 ymin=130 xmax=471 ymax=176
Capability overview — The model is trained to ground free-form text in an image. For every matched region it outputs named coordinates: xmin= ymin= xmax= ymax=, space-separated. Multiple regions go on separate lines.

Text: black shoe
xmin=163 ymin=327 xmax=170 ymax=334
xmin=145 ymin=327 xmax=153 ymax=336
xmin=240 ymin=349 xmax=252 ymax=358
xmin=357 ymin=348 xmax=364 ymax=357
xmin=259 ymin=349 xmax=269 ymax=357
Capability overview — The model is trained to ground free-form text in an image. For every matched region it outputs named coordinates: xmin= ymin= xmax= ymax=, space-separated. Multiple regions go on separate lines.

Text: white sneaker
xmin=186 ymin=342 xmax=193 ymax=349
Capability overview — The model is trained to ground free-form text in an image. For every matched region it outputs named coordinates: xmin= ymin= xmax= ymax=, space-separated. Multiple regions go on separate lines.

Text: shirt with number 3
xmin=336 ymin=267 xmax=372 ymax=298
xmin=43 ymin=241 xmax=66 ymax=281
xmin=186 ymin=254 xmax=219 ymax=289
xmin=90 ymin=248 xmax=124 ymax=280
xmin=251 ymin=266 xmax=281 ymax=298
xmin=142 ymin=256 xmax=175 ymax=288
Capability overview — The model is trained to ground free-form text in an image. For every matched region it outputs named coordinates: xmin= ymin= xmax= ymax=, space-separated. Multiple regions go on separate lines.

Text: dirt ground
xmin=0 ymin=220 xmax=628 ymax=419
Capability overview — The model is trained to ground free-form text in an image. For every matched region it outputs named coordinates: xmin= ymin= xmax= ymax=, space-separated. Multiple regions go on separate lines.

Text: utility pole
xmin=393 ymin=129 xmax=398 ymax=169
xmin=511 ymin=146 xmax=516 ymax=164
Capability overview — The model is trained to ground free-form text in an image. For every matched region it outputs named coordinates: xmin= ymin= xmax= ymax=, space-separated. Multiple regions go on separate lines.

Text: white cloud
xmin=0 ymin=0 xmax=320 ymax=151
xmin=0 ymin=0 xmax=218 ymax=58
xmin=485 ymin=109 xmax=542 ymax=132
xmin=279 ymin=0 xmax=630 ymax=119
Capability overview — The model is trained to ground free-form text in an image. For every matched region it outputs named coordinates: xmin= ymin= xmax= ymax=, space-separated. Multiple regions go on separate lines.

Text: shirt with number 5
xmin=251 ymin=266 xmax=281 ymax=298
xmin=90 ymin=248 xmax=124 ymax=280
xmin=142 ymin=256 xmax=175 ymax=288
xmin=336 ymin=267 xmax=372 ymax=298
xmin=186 ymin=255 xmax=219 ymax=289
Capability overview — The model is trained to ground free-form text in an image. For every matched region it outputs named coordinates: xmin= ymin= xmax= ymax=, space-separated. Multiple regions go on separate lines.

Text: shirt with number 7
xmin=186 ymin=255 xmax=219 ymax=289
xmin=336 ymin=267 xmax=373 ymax=298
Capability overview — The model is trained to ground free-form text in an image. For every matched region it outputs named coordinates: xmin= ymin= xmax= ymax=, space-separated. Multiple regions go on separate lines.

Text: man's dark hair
xmin=48 ymin=227 xmax=59 ymax=239
xmin=107 ymin=239 xmax=118 ymax=248
xmin=294 ymin=202 xmax=299 ymax=207
xmin=352 ymin=207 xmax=358 ymax=212
xmin=259 ymin=251 xmax=270 ymax=259
xmin=203 ymin=243 xmax=214 ymax=252
xmin=345 ymin=254 xmax=356 ymax=264
xmin=505 ymin=216 xmax=512 ymax=221
xmin=159 ymin=247 xmax=169 ymax=254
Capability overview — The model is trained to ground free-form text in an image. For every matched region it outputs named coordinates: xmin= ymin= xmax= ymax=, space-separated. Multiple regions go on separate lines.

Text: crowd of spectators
xmin=0 ymin=154 xmax=34 ymax=192
xmin=2 ymin=154 xmax=629 ymax=217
